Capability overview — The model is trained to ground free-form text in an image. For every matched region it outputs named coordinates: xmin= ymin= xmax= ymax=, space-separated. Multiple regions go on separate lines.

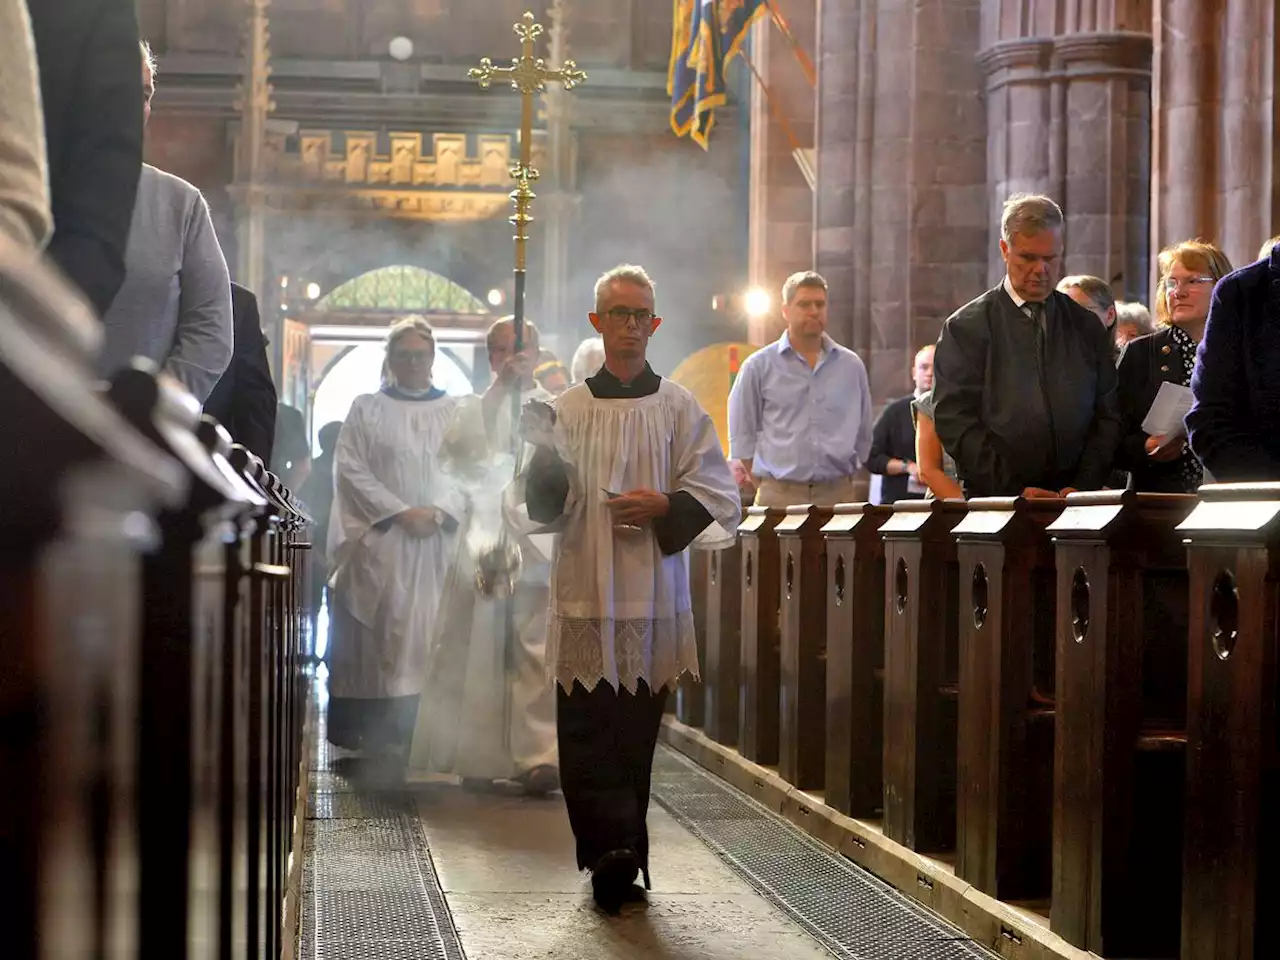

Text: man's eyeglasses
xmin=601 ymin=306 xmax=656 ymax=329
xmin=1163 ymin=275 xmax=1215 ymax=295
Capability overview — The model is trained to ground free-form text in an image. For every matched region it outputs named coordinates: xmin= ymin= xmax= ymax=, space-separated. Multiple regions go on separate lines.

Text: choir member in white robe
xmin=326 ymin=317 xmax=462 ymax=751
xmin=408 ymin=318 xmax=559 ymax=794
xmin=521 ymin=265 xmax=741 ymax=912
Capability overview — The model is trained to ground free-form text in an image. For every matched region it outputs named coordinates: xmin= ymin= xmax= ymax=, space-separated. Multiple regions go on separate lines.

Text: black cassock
xmin=527 ymin=364 xmax=715 ymax=885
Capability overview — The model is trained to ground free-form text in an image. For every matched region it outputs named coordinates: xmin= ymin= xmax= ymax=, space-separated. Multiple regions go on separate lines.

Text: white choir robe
xmin=522 ymin=370 xmax=742 ymax=881
xmin=406 ymin=390 xmax=559 ymax=782
xmin=326 ymin=389 xmax=461 ymax=735
xmin=537 ymin=379 xmax=742 ymax=695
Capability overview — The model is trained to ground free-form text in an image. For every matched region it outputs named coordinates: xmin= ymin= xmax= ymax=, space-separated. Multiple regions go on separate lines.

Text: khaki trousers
xmin=754 ymin=476 xmax=857 ymax=509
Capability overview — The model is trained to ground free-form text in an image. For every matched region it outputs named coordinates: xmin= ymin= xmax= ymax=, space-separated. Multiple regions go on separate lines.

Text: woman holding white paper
xmin=1115 ymin=240 xmax=1232 ymax=492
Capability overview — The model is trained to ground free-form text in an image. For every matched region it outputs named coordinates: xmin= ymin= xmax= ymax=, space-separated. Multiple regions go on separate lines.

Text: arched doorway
xmin=310 ymin=345 xmax=474 ymax=452
xmin=300 ymin=264 xmax=494 ymax=450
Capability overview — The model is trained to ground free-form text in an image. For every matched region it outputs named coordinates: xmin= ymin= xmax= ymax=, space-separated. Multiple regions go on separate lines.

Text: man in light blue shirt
xmin=728 ymin=271 xmax=873 ymax=507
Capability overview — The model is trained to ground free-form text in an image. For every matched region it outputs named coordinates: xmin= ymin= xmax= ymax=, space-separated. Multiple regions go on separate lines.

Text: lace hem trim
xmin=547 ymin=613 xmax=699 ymax=694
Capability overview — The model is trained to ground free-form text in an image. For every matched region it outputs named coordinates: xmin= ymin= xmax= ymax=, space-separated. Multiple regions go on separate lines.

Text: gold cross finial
xmin=469 ymin=10 xmax=587 ymax=273
xmin=469 ymin=11 xmax=587 ymax=95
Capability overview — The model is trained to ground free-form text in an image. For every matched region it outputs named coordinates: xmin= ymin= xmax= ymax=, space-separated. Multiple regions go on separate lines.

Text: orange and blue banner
xmin=668 ymin=0 xmax=769 ymax=149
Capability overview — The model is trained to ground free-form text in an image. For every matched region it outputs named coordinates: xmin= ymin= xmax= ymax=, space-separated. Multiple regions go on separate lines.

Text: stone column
xmin=747 ymin=1 xmax=816 ymax=345
xmin=814 ymin=0 xmax=987 ymax=404
xmin=977 ymin=38 xmax=1056 ymax=285
xmin=979 ymin=1 xmax=1153 ymax=298
xmin=1056 ymin=32 xmax=1152 ymax=299
xmin=1153 ymin=0 xmax=1276 ymax=275
xmin=813 ymin=0 xmax=863 ymax=351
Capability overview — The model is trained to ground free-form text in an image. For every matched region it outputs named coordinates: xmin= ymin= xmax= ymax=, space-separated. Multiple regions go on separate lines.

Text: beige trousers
xmin=754 ymin=476 xmax=857 ymax=509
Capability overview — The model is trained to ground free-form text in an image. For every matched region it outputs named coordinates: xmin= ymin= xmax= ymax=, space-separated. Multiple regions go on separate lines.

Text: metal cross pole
xmin=469 ymin=10 xmax=587 ymax=373
xmin=467 ymin=12 xmax=586 ymax=633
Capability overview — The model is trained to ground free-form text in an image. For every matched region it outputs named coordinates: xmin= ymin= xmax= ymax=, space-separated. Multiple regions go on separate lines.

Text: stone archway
xmin=293 ymin=263 xmax=496 ymax=444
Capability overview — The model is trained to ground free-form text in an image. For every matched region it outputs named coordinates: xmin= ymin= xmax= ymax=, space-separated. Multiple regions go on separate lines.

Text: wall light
xmin=744 ymin=287 xmax=772 ymax=319
xmin=487 ymin=288 xmax=505 ymax=307
xmin=389 ymin=36 xmax=414 ymax=61
xmin=306 ymin=282 xmax=321 ymax=300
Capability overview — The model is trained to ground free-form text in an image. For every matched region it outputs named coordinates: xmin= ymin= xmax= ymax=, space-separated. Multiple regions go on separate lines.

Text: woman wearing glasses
xmin=1115 ymin=240 xmax=1233 ymax=492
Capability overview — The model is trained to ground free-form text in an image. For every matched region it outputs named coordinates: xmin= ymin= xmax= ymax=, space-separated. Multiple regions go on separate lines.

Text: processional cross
xmin=469 ymin=11 xmax=586 ymax=349
xmin=469 ymin=12 xmax=585 ymax=599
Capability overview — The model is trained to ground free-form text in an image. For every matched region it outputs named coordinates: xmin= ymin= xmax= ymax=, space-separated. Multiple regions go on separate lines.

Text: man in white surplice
xmin=520 ymin=264 xmax=741 ymax=913
xmin=407 ymin=317 xmax=559 ymax=795
xmin=326 ymin=317 xmax=462 ymax=751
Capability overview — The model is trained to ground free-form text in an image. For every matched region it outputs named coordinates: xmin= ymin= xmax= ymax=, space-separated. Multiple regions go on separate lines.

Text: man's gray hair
xmin=1058 ymin=274 xmax=1116 ymax=313
xmin=594 ymin=264 xmax=655 ymax=312
xmin=485 ymin=315 xmax=540 ymax=355
xmin=140 ymin=40 xmax=157 ymax=75
xmin=781 ymin=270 xmax=828 ymax=306
xmin=1001 ymin=193 xmax=1064 ymax=242
xmin=570 ymin=336 xmax=605 ymax=383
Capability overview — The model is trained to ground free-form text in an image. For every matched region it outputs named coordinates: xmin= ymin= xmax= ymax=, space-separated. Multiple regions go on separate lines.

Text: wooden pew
xmin=777 ymin=505 xmax=834 ymax=789
xmin=196 ymin=418 xmax=269 ymax=960
xmin=881 ymin=499 xmax=966 ymax=853
xmin=953 ymin=496 xmax=1063 ymax=901
xmin=109 ymin=364 xmax=255 ymax=960
xmin=823 ymin=503 xmax=891 ymax=817
xmin=0 ymin=248 xmax=183 ymax=960
xmin=245 ymin=457 xmax=302 ymax=960
xmin=1178 ymin=483 xmax=1280 ymax=960
xmin=1047 ymin=491 xmax=1197 ymax=958
xmin=229 ymin=445 xmax=287 ymax=960
xmin=703 ymin=537 xmax=744 ymax=746
xmin=678 ymin=548 xmax=709 ymax=727
xmin=739 ymin=506 xmax=784 ymax=765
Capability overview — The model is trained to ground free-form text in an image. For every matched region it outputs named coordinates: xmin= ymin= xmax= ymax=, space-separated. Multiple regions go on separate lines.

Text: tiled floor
xmin=300 ymin=674 xmax=995 ymax=960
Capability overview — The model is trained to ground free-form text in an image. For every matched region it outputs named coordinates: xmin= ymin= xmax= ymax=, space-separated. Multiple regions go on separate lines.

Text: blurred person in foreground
xmin=1185 ymin=237 xmax=1280 ymax=481
xmin=0 ymin=0 xmax=50 ymax=250
xmin=27 ymin=0 xmax=143 ymax=314
xmin=204 ymin=282 xmax=277 ymax=460
xmin=98 ymin=41 xmax=232 ymax=402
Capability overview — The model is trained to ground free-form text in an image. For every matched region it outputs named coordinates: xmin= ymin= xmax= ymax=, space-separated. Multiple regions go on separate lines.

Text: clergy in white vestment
xmin=326 ymin=316 xmax=462 ymax=751
xmin=407 ymin=317 xmax=559 ymax=795
xmin=520 ymin=265 xmax=741 ymax=912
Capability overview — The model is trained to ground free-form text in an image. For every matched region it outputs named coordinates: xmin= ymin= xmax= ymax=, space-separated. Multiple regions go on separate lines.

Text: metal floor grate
xmin=650 ymin=747 xmax=996 ymax=960
xmin=299 ymin=708 xmax=466 ymax=960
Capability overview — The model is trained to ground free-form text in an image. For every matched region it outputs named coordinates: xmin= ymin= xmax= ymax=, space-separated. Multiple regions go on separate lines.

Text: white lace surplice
xmin=327 ymin=391 xmax=461 ymax=699
xmin=542 ymin=380 xmax=741 ymax=694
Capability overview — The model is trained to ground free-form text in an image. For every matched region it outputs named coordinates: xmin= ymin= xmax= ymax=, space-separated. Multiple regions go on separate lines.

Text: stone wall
xmin=1152 ymin=0 xmax=1277 ymax=276
xmin=978 ymin=0 xmax=1153 ymax=298
xmin=815 ymin=0 xmax=987 ymax=405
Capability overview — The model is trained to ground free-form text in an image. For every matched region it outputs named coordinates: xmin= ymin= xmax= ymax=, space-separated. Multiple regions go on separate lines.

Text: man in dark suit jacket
xmin=867 ymin=344 xmax=933 ymax=502
xmin=1186 ymin=247 xmax=1280 ymax=481
xmin=204 ymin=283 xmax=278 ymax=461
xmin=933 ymin=194 xmax=1121 ymax=498
xmin=27 ymin=0 xmax=144 ymax=316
